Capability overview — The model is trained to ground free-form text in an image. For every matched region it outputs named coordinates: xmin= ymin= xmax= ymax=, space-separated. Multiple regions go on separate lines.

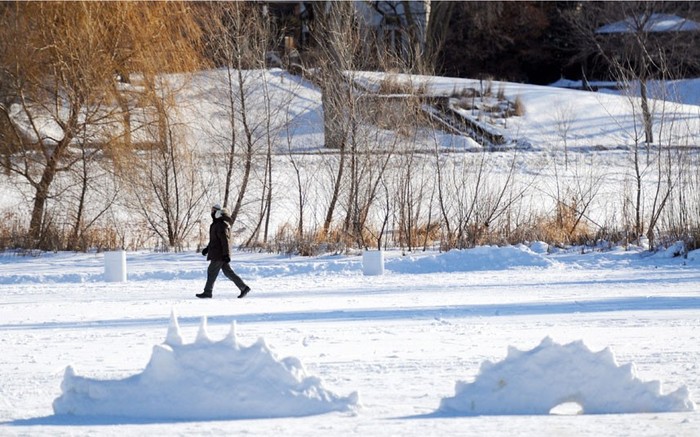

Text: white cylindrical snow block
xmin=104 ymin=250 xmax=127 ymax=282
xmin=362 ymin=250 xmax=384 ymax=276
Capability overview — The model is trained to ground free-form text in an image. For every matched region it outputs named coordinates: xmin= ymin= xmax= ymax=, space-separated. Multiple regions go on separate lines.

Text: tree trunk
xmin=68 ymin=148 xmax=90 ymax=250
xmin=639 ymin=78 xmax=654 ymax=145
xmin=230 ymin=68 xmax=254 ymax=225
xmin=223 ymin=65 xmax=238 ymax=210
xmin=321 ymin=81 xmax=347 ymax=150
xmin=323 ymin=149 xmax=346 ymax=236
xmin=263 ymin=147 xmax=272 ymax=243
xmin=28 ymin=118 xmax=75 ymax=247
xmin=634 ymin=145 xmax=643 ymax=241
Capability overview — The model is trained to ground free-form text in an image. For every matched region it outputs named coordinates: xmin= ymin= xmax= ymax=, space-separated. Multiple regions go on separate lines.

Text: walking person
xmin=196 ymin=204 xmax=251 ymax=299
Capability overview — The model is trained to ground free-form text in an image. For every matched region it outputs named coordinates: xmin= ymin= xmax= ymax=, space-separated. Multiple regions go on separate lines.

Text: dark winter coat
xmin=205 ymin=211 xmax=233 ymax=262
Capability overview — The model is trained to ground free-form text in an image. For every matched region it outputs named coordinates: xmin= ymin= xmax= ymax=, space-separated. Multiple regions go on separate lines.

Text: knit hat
xmin=212 ymin=203 xmax=221 ymax=210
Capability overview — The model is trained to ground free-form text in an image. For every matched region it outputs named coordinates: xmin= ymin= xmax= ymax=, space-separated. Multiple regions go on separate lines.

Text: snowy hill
xmin=352 ymin=71 xmax=700 ymax=150
xmin=171 ymin=68 xmax=700 ymax=154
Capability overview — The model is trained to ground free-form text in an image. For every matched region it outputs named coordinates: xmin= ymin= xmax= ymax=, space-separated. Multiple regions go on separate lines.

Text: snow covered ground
xmin=2 ymin=68 xmax=700 ymax=435
xmin=1 ymin=244 xmax=699 ymax=435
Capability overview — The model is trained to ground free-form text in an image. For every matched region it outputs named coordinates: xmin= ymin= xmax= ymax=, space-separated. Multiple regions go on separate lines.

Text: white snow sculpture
xmin=438 ymin=337 xmax=695 ymax=416
xmin=53 ymin=310 xmax=359 ymax=420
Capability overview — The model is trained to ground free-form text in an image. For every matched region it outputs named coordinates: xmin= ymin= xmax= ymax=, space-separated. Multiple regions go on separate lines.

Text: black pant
xmin=204 ymin=260 xmax=247 ymax=294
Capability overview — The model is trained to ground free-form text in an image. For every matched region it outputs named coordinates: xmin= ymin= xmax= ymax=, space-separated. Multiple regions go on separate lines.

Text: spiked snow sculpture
xmin=53 ymin=311 xmax=359 ymax=420
xmin=438 ymin=337 xmax=695 ymax=416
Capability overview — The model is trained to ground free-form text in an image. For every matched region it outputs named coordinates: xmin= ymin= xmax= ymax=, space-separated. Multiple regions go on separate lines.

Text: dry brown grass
xmin=483 ymin=78 xmax=494 ymax=97
xmin=378 ymin=75 xmax=414 ymax=95
xmin=513 ymin=96 xmax=526 ymax=116
xmin=377 ymin=75 xmax=428 ymax=96
xmin=535 ymin=201 xmax=592 ymax=246
xmin=0 ymin=212 xmax=26 ymax=251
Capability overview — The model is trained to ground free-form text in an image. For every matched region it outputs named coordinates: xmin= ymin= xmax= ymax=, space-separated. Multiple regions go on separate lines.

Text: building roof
xmin=596 ymin=13 xmax=700 ymax=34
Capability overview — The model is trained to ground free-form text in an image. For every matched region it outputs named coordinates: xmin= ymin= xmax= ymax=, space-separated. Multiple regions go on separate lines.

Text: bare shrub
xmin=66 ymin=226 xmax=121 ymax=252
xmin=481 ymin=103 xmax=502 ymax=114
xmin=415 ymin=81 xmax=429 ymax=96
xmin=272 ymin=223 xmax=311 ymax=256
xmin=454 ymin=97 xmax=477 ymax=111
xmin=416 ymin=222 xmax=441 ymax=249
xmin=502 ymin=222 xmax=539 ymax=247
xmin=271 ymin=223 xmax=354 ymax=256
xmin=482 ymin=77 xmax=494 ymax=97
xmin=684 ymin=227 xmax=700 ymax=253
xmin=378 ymin=75 xmax=415 ymax=95
xmin=537 ymin=201 xmax=592 ymax=246
xmin=497 ymin=84 xmax=505 ymax=100
xmin=450 ymin=87 xmax=478 ymax=99
xmin=0 ymin=218 xmax=121 ymax=253
xmin=661 ymin=224 xmax=700 ymax=255
xmin=0 ymin=212 xmax=26 ymax=251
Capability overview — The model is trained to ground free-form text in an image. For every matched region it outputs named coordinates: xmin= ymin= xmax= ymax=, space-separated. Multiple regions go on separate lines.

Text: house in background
xmin=355 ymin=1 xmax=430 ymax=65
xmin=263 ymin=1 xmax=430 ymax=70
xmin=560 ymin=13 xmax=700 ymax=90
xmin=595 ymin=12 xmax=700 ymax=33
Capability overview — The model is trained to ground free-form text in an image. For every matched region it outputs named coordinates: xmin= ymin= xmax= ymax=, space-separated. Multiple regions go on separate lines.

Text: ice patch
xmin=438 ymin=337 xmax=695 ymax=416
xmin=53 ymin=311 xmax=359 ymax=420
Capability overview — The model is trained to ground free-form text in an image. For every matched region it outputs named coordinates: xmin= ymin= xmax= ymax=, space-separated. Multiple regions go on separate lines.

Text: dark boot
xmin=196 ymin=292 xmax=212 ymax=299
xmin=237 ymin=286 xmax=251 ymax=299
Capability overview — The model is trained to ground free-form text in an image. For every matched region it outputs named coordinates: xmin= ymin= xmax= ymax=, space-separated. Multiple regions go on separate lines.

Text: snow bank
xmin=387 ymin=245 xmax=554 ymax=274
xmin=434 ymin=132 xmax=482 ymax=150
xmin=53 ymin=312 xmax=359 ymax=420
xmin=0 ymin=251 xmax=364 ymax=284
xmin=4 ymin=244 xmax=699 ymax=286
xmin=651 ymin=241 xmax=687 ymax=259
xmin=438 ymin=337 xmax=695 ymax=416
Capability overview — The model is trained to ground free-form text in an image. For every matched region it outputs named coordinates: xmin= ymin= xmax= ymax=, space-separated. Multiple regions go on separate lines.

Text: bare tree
xmin=115 ymin=3 xmax=207 ymax=250
xmin=668 ymin=135 xmax=700 ymax=250
xmin=344 ymin=123 xmax=399 ymax=249
xmin=544 ymin=153 xmax=606 ymax=245
xmin=393 ymin=150 xmax=434 ymax=252
xmin=643 ymin=104 xmax=682 ymax=250
xmin=0 ymin=2 xmax=204 ymax=249
xmin=566 ymin=1 xmax=698 ymax=249
xmin=0 ymin=3 xmax=126 ymax=248
xmin=434 ymin=151 xmax=484 ymax=248
xmin=309 ymin=2 xmax=358 ymax=237
xmin=283 ymin=114 xmax=310 ymax=239
xmin=202 ymin=3 xmax=289 ymax=247
xmin=568 ymin=1 xmax=700 ymax=146
xmin=309 ymin=3 xmax=435 ymax=243
xmin=126 ymin=74 xmax=209 ymax=251
xmin=64 ymin=124 xmax=120 ymax=251
xmin=552 ymin=100 xmax=577 ymax=170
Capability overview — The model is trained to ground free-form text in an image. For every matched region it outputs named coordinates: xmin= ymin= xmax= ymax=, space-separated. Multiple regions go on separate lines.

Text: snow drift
xmin=438 ymin=337 xmax=695 ymax=416
xmin=53 ymin=312 xmax=359 ymax=420
xmin=387 ymin=245 xmax=555 ymax=274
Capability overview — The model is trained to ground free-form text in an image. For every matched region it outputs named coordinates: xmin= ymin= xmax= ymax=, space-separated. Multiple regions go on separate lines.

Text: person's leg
xmin=198 ymin=261 xmax=223 ymax=297
xmin=221 ymin=262 xmax=248 ymax=291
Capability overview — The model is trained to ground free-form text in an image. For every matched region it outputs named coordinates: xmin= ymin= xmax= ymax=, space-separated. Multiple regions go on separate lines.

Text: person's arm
xmin=217 ymin=224 xmax=231 ymax=260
